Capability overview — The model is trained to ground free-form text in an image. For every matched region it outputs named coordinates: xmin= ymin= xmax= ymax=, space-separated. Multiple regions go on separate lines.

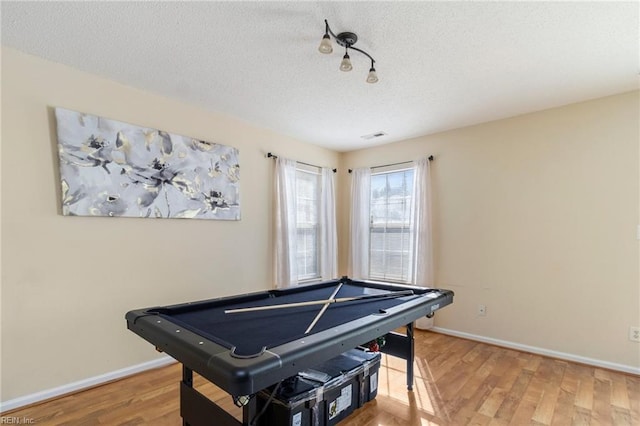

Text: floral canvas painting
xmin=55 ymin=108 xmax=240 ymax=220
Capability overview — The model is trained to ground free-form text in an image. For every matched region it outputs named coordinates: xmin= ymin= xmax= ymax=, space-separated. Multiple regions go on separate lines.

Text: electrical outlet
xmin=477 ymin=304 xmax=486 ymax=316
xmin=630 ymin=327 xmax=640 ymax=342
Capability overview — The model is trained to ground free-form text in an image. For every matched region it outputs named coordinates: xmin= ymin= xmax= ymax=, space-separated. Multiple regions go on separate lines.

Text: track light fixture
xmin=318 ymin=19 xmax=378 ymax=84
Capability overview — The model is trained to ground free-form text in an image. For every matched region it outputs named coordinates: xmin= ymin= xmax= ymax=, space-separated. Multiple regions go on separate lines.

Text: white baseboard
xmin=431 ymin=327 xmax=640 ymax=375
xmin=0 ymin=356 xmax=175 ymax=413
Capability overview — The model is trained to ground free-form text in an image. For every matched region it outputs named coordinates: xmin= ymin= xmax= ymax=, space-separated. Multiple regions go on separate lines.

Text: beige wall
xmin=2 ymin=46 xmax=638 ymax=403
xmin=0 ymin=48 xmax=339 ymax=401
xmin=339 ymin=91 xmax=640 ymax=369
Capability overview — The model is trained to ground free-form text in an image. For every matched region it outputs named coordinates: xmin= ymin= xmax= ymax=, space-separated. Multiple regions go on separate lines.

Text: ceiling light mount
xmin=318 ymin=19 xmax=378 ymax=83
xmin=335 ymin=32 xmax=358 ymax=47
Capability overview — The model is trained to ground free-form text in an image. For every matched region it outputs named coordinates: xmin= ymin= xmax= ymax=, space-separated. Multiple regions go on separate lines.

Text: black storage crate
xmin=342 ymin=349 xmax=381 ymax=406
xmin=255 ymin=348 xmax=381 ymax=426
xmin=255 ymin=376 xmax=324 ymax=426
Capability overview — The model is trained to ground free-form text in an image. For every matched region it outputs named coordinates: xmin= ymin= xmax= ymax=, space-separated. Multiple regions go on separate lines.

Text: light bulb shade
xmin=318 ymin=34 xmax=333 ymax=54
xmin=366 ymin=67 xmax=379 ymax=83
xmin=340 ymin=53 xmax=353 ymax=72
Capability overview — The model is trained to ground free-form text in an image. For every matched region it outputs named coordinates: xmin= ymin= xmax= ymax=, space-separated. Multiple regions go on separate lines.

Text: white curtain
xmin=274 ymin=157 xmax=298 ymax=288
xmin=410 ymin=157 xmax=434 ymax=329
xmin=410 ymin=157 xmax=434 ymax=287
xmin=319 ymin=167 xmax=337 ymax=280
xmin=349 ymin=168 xmax=371 ymax=279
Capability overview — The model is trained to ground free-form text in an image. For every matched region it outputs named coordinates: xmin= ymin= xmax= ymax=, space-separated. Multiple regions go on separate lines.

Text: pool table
xmin=126 ymin=276 xmax=453 ymax=426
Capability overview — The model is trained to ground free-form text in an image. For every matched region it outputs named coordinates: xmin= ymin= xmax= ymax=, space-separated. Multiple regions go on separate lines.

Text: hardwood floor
xmin=3 ymin=331 xmax=639 ymax=425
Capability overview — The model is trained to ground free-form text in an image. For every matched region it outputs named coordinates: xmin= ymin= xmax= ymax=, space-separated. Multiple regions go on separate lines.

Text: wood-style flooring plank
xmin=3 ymin=331 xmax=639 ymax=425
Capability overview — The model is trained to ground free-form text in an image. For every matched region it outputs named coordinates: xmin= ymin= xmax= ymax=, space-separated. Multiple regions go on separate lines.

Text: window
xmin=349 ymin=158 xmax=430 ymax=286
xmin=369 ymin=167 xmax=414 ymax=282
xmin=274 ymin=157 xmax=336 ymax=288
xmin=295 ymin=166 xmax=321 ymax=281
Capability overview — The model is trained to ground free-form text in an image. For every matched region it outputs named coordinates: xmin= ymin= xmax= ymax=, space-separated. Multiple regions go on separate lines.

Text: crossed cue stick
xmin=225 ymin=288 xmax=415 ymax=333
xmin=304 ymin=283 xmax=343 ymax=334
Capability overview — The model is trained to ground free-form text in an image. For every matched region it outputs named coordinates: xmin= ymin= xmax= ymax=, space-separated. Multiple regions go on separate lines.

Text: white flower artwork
xmin=55 ymin=108 xmax=240 ymax=220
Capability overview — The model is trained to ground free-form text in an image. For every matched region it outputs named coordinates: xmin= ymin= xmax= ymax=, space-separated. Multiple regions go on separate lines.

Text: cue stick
xmin=224 ymin=290 xmax=415 ymax=314
xmin=304 ymin=283 xmax=343 ymax=334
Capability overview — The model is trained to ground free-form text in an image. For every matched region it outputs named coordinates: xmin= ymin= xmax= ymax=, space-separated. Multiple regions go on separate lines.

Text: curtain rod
xmin=267 ymin=152 xmax=337 ymax=173
xmin=347 ymin=155 xmax=434 ymax=173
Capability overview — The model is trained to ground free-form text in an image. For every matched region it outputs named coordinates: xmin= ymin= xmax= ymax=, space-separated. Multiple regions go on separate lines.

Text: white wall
xmin=0 ymin=48 xmax=339 ymax=402
xmin=339 ymin=91 xmax=640 ymax=370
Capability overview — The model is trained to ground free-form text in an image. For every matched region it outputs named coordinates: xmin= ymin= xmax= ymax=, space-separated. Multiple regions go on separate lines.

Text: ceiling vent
xmin=361 ymin=131 xmax=387 ymax=140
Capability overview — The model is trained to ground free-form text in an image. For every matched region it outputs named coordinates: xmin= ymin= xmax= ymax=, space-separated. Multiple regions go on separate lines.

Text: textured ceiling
xmin=2 ymin=1 xmax=638 ymax=152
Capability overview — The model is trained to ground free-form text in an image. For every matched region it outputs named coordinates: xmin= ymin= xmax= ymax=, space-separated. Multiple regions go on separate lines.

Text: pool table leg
xmin=380 ymin=323 xmax=415 ymax=391
xmin=180 ymin=365 xmax=243 ymax=426
xmin=182 ymin=366 xmax=193 ymax=426
xmin=406 ymin=322 xmax=414 ymax=391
